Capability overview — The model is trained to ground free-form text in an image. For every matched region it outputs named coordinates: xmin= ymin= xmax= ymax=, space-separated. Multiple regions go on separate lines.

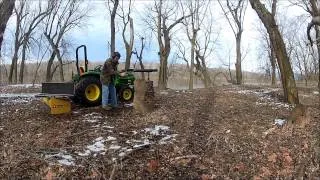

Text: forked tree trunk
xmin=249 ymin=0 xmax=299 ymax=104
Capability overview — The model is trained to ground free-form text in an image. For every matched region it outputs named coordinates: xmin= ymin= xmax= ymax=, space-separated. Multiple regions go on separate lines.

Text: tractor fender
xmin=79 ymin=72 xmax=101 ymax=79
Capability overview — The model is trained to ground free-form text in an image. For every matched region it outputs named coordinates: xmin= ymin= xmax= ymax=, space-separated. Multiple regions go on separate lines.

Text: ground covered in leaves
xmin=0 ymin=84 xmax=319 ymax=179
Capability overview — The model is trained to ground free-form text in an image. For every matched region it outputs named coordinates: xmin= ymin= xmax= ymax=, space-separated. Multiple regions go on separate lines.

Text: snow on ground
xmin=0 ymin=93 xmax=37 ymax=106
xmin=49 ymin=124 xmax=178 ymax=166
xmin=83 ymin=112 xmax=103 ymax=123
xmin=230 ymin=88 xmax=292 ymax=109
xmin=6 ymin=84 xmax=41 ymax=88
xmin=144 ymin=125 xmax=170 ymax=136
xmin=45 ymin=152 xmax=75 ymax=166
xmin=314 ymin=91 xmax=319 ymax=95
xmin=0 ymin=93 xmax=37 ymax=98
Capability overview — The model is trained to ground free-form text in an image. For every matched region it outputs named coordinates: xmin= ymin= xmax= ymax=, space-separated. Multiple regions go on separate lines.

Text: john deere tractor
xmin=72 ymin=45 xmax=157 ymax=106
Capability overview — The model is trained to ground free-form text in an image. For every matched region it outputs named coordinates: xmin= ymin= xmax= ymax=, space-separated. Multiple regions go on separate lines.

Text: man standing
xmin=100 ymin=52 xmax=121 ymax=110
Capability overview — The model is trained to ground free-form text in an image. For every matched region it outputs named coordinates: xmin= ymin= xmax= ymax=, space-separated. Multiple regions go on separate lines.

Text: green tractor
xmin=72 ymin=45 xmax=156 ymax=106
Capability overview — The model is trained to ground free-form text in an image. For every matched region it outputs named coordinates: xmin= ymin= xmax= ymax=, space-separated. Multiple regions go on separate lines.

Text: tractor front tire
xmin=74 ymin=76 xmax=102 ymax=106
xmin=119 ymin=86 xmax=134 ymax=102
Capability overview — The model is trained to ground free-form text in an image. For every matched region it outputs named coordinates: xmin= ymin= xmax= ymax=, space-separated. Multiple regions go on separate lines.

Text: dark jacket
xmin=100 ymin=58 xmax=118 ymax=85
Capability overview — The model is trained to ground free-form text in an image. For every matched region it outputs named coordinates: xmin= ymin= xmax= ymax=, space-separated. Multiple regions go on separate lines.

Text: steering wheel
xmin=94 ymin=65 xmax=102 ymax=71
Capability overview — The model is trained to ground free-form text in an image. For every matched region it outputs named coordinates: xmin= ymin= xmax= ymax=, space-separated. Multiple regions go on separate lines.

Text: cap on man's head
xmin=112 ymin=52 xmax=121 ymax=59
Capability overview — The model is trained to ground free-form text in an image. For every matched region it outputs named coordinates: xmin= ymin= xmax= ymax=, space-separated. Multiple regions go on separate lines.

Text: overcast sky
xmin=3 ymin=0 xmax=308 ymax=72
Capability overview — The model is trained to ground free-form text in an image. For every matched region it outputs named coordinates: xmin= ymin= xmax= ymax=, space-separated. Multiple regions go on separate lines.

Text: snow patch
xmin=145 ymin=125 xmax=170 ymax=136
xmin=0 ymin=93 xmax=37 ymax=98
xmin=103 ymin=125 xmax=114 ymax=129
xmin=45 ymin=153 xmax=75 ymax=166
xmin=77 ymin=150 xmax=91 ymax=157
xmin=133 ymin=139 xmax=151 ymax=148
xmin=313 ymin=91 xmax=319 ymax=95
xmin=106 ymin=136 xmax=117 ymax=141
xmin=109 ymin=145 xmax=121 ymax=150
xmin=87 ymin=137 xmax=105 ymax=152
xmin=274 ymin=119 xmax=286 ymax=126
xmin=7 ymin=84 xmax=41 ymax=88
xmin=159 ymin=134 xmax=178 ymax=144
xmin=83 ymin=112 xmax=103 ymax=123
xmin=0 ymin=93 xmax=36 ymax=106
xmin=233 ymin=89 xmax=291 ymax=109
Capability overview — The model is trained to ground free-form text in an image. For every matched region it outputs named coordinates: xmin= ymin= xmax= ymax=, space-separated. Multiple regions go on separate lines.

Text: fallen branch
xmin=109 ymin=161 xmax=117 ymax=180
xmin=172 ymin=155 xmax=198 ymax=161
xmin=262 ymin=127 xmax=277 ymax=138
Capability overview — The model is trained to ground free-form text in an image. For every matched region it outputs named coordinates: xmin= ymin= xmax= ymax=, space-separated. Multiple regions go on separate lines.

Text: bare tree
xmin=181 ymin=0 xmax=209 ymax=90
xmin=249 ymin=0 xmax=299 ymax=104
xmin=133 ymin=36 xmax=146 ymax=79
xmin=300 ymin=0 xmax=320 ymax=90
xmin=175 ymin=39 xmax=190 ymax=69
xmin=118 ymin=0 xmax=134 ymax=70
xmin=107 ymin=0 xmax=119 ymax=54
xmin=194 ymin=17 xmax=218 ymax=88
xmin=256 ymin=20 xmax=277 ymax=86
xmin=291 ymin=34 xmax=314 ymax=86
xmin=8 ymin=0 xmax=49 ymax=83
xmin=218 ymin=0 xmax=247 ymax=85
xmin=8 ymin=1 xmax=27 ymax=84
xmin=145 ymin=0 xmax=190 ymax=90
xmin=31 ymin=34 xmax=49 ymax=85
xmin=43 ymin=0 xmax=89 ymax=82
xmin=18 ymin=0 xmax=50 ymax=83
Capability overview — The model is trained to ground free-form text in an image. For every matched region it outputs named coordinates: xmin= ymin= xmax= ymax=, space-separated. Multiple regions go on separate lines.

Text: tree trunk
xmin=46 ymin=52 xmax=56 ymax=82
xmin=0 ymin=0 xmax=15 ymax=53
xmin=249 ymin=0 xmax=299 ymax=104
xmin=124 ymin=17 xmax=134 ymax=70
xmin=139 ymin=59 xmax=145 ymax=80
xmin=235 ymin=32 xmax=242 ymax=84
xmin=189 ymin=37 xmax=195 ymax=90
xmin=45 ymin=33 xmax=64 ymax=82
xmin=201 ymin=59 xmax=211 ymax=88
xmin=158 ymin=53 xmax=168 ymax=90
xmin=19 ymin=36 xmax=27 ymax=83
xmin=270 ymin=44 xmax=276 ymax=86
xmin=0 ymin=0 xmax=15 ymax=84
xmin=55 ymin=47 xmax=64 ymax=82
xmin=8 ymin=48 xmax=18 ymax=84
xmin=110 ymin=0 xmax=119 ymax=54
xmin=316 ymin=26 xmax=320 ymax=91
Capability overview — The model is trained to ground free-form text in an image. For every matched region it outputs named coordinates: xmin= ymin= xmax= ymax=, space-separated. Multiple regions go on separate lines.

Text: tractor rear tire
xmin=119 ymin=86 xmax=134 ymax=102
xmin=74 ymin=76 xmax=102 ymax=106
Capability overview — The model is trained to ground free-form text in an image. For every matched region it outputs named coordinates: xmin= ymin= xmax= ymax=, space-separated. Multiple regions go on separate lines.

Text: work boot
xmin=102 ymin=105 xmax=112 ymax=110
